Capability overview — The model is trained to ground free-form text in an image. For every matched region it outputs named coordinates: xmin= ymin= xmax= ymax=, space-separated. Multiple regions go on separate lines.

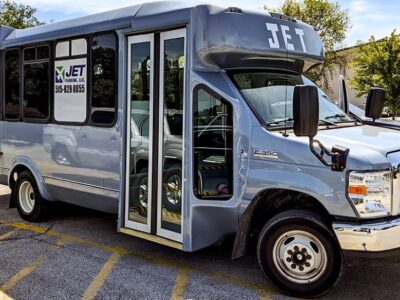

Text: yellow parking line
xmin=0 ymin=238 xmax=66 ymax=292
xmin=82 ymin=252 xmax=122 ymax=300
xmin=1 ymin=221 xmax=277 ymax=297
xmin=259 ymin=290 xmax=274 ymax=300
xmin=0 ymin=230 xmax=16 ymax=241
xmin=170 ymin=268 xmax=189 ymax=300
xmin=0 ymin=290 xmax=14 ymax=300
xmin=6 ymin=222 xmax=126 ymax=254
xmin=1 ymin=255 xmax=46 ymax=292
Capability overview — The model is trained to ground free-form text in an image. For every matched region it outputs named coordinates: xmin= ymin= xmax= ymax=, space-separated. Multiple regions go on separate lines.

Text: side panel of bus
xmin=1 ymin=34 xmax=121 ymax=213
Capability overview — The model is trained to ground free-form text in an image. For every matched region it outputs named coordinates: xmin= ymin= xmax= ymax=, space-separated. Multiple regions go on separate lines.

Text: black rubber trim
xmin=150 ymin=32 xmax=160 ymax=235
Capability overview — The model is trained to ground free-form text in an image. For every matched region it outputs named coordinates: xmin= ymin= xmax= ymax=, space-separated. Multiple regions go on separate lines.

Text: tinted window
xmin=163 ymin=38 xmax=184 ymax=136
xmin=37 ymin=45 xmax=49 ymax=59
xmin=91 ymin=33 xmax=117 ymax=125
xmin=159 ymin=34 xmax=185 ymax=233
xmin=23 ymin=48 xmax=35 ymax=61
xmin=130 ymin=42 xmax=151 ymax=136
xmin=131 ymin=42 xmax=150 ymax=102
xmin=23 ymin=62 xmax=49 ymax=119
xmin=127 ymin=37 xmax=152 ymax=226
xmin=5 ymin=49 xmax=20 ymax=119
xmin=193 ymin=87 xmax=233 ymax=200
xmin=23 ymin=45 xmax=50 ymax=120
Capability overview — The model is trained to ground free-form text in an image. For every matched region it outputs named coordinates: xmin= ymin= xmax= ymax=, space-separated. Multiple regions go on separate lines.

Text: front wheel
xmin=257 ymin=209 xmax=342 ymax=298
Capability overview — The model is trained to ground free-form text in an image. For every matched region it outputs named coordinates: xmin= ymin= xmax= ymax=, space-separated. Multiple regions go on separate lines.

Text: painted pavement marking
xmin=82 ymin=252 xmax=124 ymax=300
xmin=0 ymin=290 xmax=13 ymax=300
xmin=0 ymin=230 xmax=16 ymax=241
xmin=0 ymin=238 xmax=66 ymax=292
xmin=170 ymin=268 xmax=189 ymax=300
xmin=0 ymin=220 xmax=279 ymax=298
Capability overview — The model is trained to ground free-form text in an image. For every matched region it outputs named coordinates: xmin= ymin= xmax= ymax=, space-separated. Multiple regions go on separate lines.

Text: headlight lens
xmin=348 ymin=170 xmax=392 ymax=218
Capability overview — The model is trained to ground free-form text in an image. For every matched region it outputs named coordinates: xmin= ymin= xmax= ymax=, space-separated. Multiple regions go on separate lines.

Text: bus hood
xmin=315 ymin=125 xmax=400 ymax=168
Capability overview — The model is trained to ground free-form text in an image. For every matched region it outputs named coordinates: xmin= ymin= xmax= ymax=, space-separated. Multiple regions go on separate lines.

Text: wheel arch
xmin=8 ymin=157 xmax=55 ymax=206
xmin=232 ymin=188 xmax=333 ymax=259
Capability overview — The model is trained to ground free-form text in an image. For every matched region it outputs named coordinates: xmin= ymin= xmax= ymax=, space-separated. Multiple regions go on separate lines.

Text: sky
xmin=16 ymin=0 xmax=400 ymax=48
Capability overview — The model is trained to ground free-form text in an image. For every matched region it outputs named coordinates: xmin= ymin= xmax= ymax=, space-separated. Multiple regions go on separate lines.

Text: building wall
xmin=324 ymin=47 xmax=367 ymax=109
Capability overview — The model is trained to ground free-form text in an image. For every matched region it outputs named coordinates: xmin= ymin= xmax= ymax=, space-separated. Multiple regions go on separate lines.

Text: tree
xmin=351 ymin=30 xmax=400 ymax=118
xmin=0 ymin=0 xmax=43 ymax=29
xmin=264 ymin=0 xmax=350 ymax=91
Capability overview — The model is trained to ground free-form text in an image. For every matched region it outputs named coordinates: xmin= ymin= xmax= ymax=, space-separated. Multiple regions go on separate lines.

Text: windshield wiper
xmin=267 ymin=118 xmax=336 ymax=127
xmin=266 ymin=117 xmax=294 ymax=126
xmin=325 ymin=114 xmax=347 ymax=120
xmin=319 ymin=119 xmax=337 ymax=126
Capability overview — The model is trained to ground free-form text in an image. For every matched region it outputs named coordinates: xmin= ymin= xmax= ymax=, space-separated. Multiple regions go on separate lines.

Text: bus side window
xmin=193 ymin=86 xmax=233 ymax=200
xmin=5 ymin=49 xmax=21 ymax=120
xmin=23 ymin=45 xmax=50 ymax=120
xmin=90 ymin=33 xmax=117 ymax=125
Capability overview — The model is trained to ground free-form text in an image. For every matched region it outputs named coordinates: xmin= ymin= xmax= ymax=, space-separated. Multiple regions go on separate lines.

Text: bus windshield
xmin=232 ymin=71 xmax=352 ymax=128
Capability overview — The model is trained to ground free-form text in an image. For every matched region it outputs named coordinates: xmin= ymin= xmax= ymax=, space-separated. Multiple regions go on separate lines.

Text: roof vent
xmin=225 ymin=7 xmax=243 ymax=14
xmin=270 ymin=12 xmax=297 ymax=23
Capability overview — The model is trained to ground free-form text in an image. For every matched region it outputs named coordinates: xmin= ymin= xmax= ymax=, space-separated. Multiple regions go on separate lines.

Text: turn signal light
xmin=348 ymin=185 xmax=368 ymax=195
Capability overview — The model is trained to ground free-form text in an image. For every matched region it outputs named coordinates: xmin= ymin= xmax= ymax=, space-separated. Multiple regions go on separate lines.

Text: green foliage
xmin=264 ymin=0 xmax=350 ymax=91
xmin=0 ymin=0 xmax=43 ymax=29
xmin=351 ymin=30 xmax=400 ymax=117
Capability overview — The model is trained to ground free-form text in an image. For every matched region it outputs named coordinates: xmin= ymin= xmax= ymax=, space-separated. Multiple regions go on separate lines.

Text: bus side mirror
xmin=293 ymin=85 xmax=319 ymax=138
xmin=365 ymin=87 xmax=385 ymax=121
xmin=293 ymin=85 xmax=349 ymax=172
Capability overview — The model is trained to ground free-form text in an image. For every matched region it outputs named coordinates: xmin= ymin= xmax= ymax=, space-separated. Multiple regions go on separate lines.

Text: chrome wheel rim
xmin=138 ymin=177 xmax=148 ymax=208
xmin=272 ymin=230 xmax=327 ymax=284
xmin=19 ymin=181 xmax=35 ymax=214
xmin=165 ymin=174 xmax=181 ymax=205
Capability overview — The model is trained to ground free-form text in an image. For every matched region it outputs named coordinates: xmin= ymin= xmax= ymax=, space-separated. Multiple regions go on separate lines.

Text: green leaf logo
xmin=55 ymin=65 xmax=65 ymax=82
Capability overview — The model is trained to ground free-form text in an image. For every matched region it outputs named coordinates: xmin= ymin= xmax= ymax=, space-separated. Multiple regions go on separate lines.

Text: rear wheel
xmin=15 ymin=171 xmax=49 ymax=222
xmin=257 ymin=209 xmax=342 ymax=297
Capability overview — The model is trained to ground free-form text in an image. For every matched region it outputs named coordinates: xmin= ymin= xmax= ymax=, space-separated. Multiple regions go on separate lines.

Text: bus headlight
xmin=348 ymin=170 xmax=392 ymax=218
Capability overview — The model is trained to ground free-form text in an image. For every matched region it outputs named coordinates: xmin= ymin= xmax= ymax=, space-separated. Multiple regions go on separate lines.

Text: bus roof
xmin=0 ymin=1 xmax=324 ymax=71
xmin=0 ymin=1 xmax=193 ymax=47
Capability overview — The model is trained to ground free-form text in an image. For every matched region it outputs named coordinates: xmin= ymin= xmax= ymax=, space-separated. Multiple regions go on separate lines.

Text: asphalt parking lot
xmin=0 ymin=185 xmax=399 ymax=300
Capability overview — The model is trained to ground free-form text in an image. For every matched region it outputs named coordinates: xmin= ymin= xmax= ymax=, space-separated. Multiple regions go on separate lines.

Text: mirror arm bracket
xmin=309 ymin=137 xmax=349 ymax=171
xmin=309 ymin=137 xmax=331 ymax=167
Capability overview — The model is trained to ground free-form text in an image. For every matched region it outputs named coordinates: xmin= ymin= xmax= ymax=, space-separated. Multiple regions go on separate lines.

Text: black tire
xmin=162 ymin=167 xmax=182 ymax=213
xmin=15 ymin=171 xmax=49 ymax=222
xmin=257 ymin=209 xmax=342 ymax=298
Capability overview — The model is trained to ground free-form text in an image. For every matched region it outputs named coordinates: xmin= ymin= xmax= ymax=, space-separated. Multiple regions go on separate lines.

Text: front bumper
xmin=333 ymin=217 xmax=400 ymax=252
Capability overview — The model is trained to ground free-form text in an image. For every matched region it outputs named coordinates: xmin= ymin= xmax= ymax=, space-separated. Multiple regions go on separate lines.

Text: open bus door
xmin=123 ymin=29 xmax=186 ymax=246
